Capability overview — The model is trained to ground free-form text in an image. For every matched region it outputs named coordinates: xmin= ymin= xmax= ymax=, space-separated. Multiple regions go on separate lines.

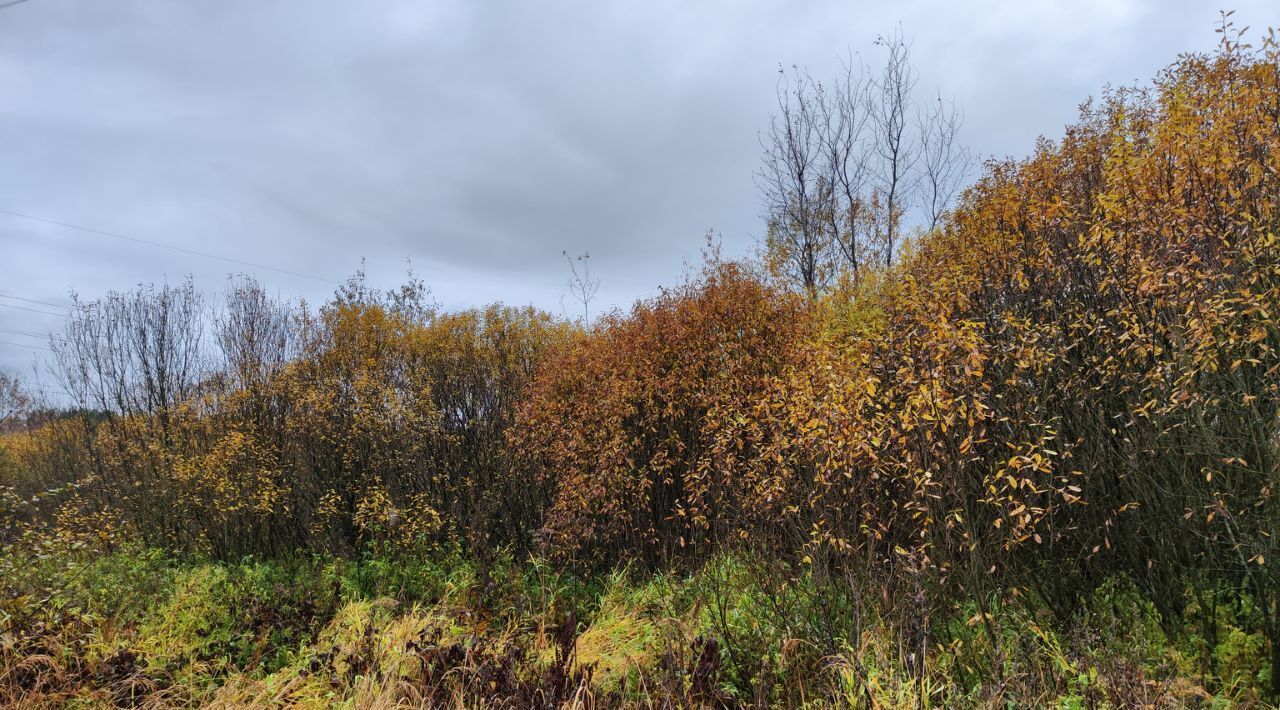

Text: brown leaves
xmin=513 ymin=262 xmax=808 ymax=565
xmin=510 ymin=31 xmax=1280 ymax=618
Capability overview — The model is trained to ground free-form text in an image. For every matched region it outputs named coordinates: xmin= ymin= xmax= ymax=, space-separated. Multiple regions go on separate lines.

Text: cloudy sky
xmin=2 ymin=0 xmax=1278 ymax=391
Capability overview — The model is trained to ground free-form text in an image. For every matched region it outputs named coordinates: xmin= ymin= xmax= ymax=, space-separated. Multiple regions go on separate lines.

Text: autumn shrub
xmin=514 ymin=259 xmax=810 ymax=568
xmin=859 ymin=26 xmax=1280 ymax=689
xmin=269 ymin=286 xmax=568 ymax=559
xmin=28 ymin=274 xmax=568 ymax=562
xmin=510 ymin=29 xmax=1280 ymax=697
xmin=884 ymin=25 xmax=1280 ymax=636
xmin=784 ymin=29 xmax=1280 ymax=689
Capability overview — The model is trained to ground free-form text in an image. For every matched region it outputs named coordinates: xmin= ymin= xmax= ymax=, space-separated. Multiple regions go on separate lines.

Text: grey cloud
xmin=2 ymin=0 xmax=1278 ymax=382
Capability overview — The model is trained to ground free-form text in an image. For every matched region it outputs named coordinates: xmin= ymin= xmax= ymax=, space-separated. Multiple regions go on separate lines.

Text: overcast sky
xmin=2 ymin=1 xmax=1278 ymax=393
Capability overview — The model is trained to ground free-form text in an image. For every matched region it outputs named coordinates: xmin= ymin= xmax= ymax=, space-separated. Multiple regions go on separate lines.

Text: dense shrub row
xmin=522 ymin=33 xmax=1280 ymax=695
xmin=4 ymin=276 xmax=568 ymax=560
xmin=521 ymin=33 xmax=1280 ymax=693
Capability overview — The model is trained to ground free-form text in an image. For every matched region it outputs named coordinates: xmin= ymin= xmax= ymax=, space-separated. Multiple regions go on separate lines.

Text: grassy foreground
xmin=0 ymin=538 xmax=1271 ymax=708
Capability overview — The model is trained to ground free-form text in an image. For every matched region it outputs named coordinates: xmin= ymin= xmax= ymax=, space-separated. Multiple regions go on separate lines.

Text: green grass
xmin=0 ymin=542 xmax=1272 ymax=708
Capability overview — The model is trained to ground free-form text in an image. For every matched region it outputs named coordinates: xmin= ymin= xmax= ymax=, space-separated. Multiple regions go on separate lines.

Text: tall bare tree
xmin=918 ymin=92 xmax=971 ymax=231
xmin=758 ymin=27 xmax=971 ymax=289
xmin=0 ymin=371 xmax=28 ymax=430
xmin=218 ymin=276 xmax=297 ymax=390
xmin=868 ymin=28 xmax=919 ymax=267
xmin=758 ymin=66 xmax=839 ymax=297
xmin=53 ymin=279 xmax=207 ymax=418
xmin=563 ymin=250 xmax=600 ymax=324
xmin=823 ymin=55 xmax=875 ymax=278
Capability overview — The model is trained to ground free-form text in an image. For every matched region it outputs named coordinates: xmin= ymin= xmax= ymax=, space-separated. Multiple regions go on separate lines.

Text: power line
xmin=0 ymin=339 xmax=51 ymax=351
xmin=0 ymin=208 xmax=341 ymax=285
xmin=0 ymin=327 xmax=61 ymax=341
xmin=0 ymin=293 xmax=70 ymax=309
xmin=0 ymin=0 xmax=34 ymax=10
xmin=0 ymin=302 xmax=67 ymax=318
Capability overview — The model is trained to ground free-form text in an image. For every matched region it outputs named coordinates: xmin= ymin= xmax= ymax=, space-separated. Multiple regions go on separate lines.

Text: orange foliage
xmin=514 ymin=261 xmax=808 ymax=566
xmin=515 ymin=32 xmax=1280 ymax=638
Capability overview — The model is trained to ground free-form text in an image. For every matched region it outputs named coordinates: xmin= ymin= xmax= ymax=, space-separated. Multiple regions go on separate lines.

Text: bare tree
xmin=0 ymin=371 xmax=28 ymax=429
xmin=758 ymin=66 xmax=839 ymax=297
xmin=759 ymin=27 xmax=969 ymax=286
xmin=563 ymin=250 xmax=600 ymax=324
xmin=868 ymin=28 xmax=919 ymax=267
xmin=918 ymin=92 xmax=971 ymax=231
xmin=218 ymin=276 xmax=297 ymax=390
xmin=823 ymin=56 xmax=876 ymax=278
xmin=53 ymin=279 xmax=207 ymax=418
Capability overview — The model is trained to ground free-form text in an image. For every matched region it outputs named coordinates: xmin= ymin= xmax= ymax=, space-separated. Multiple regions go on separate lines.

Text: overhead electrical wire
xmin=0 ymin=302 xmax=67 ymax=318
xmin=0 ymin=327 xmax=61 ymax=341
xmin=0 ymin=208 xmax=341 ymax=285
xmin=0 ymin=293 xmax=71 ymax=309
xmin=0 ymin=339 xmax=51 ymax=351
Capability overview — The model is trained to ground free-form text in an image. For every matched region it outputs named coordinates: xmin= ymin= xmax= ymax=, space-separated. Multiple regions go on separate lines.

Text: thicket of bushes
xmin=4 ymin=276 xmax=568 ymax=561
xmin=522 ymin=32 xmax=1280 ymax=697
xmin=3 ymin=30 xmax=1280 ymax=706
